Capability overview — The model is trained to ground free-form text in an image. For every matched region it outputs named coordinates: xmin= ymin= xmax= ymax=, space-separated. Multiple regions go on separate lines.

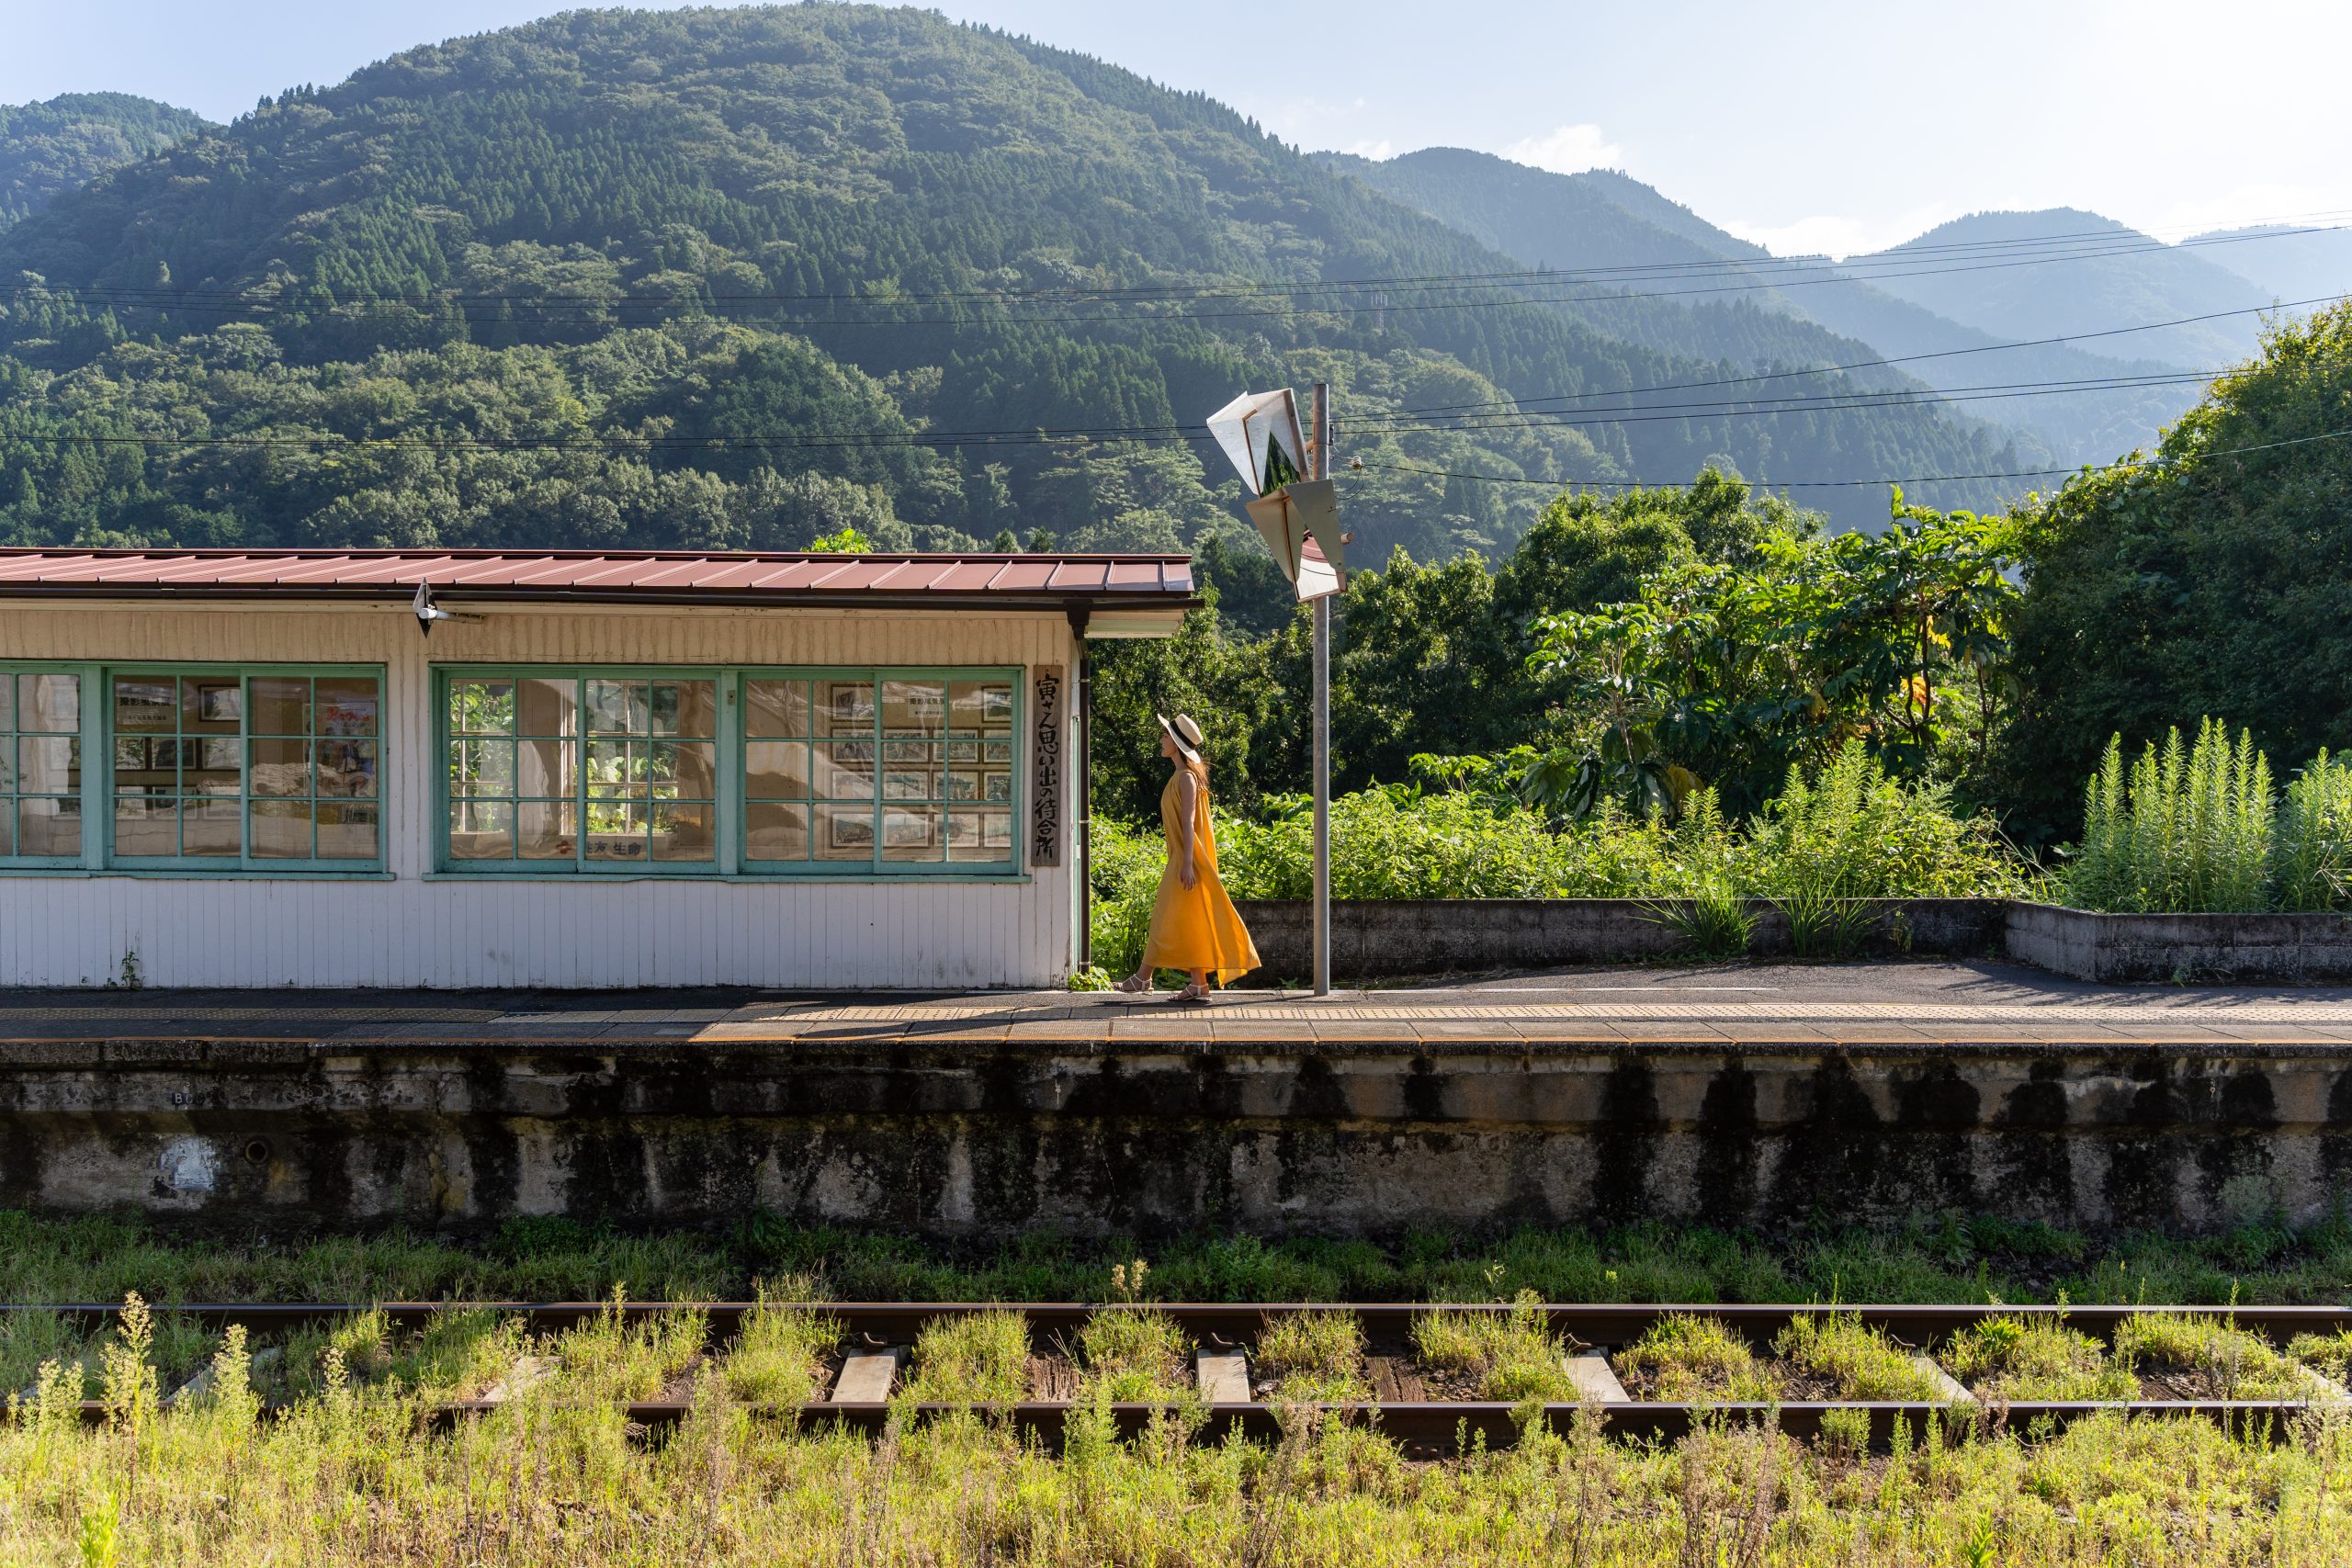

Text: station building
xmin=0 ymin=548 xmax=1191 ymax=988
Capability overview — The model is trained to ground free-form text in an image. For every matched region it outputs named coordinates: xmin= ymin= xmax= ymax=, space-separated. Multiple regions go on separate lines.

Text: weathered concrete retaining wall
xmin=2005 ymin=902 xmax=2352 ymax=984
xmin=6 ymin=1036 xmax=2341 ymax=1235
xmin=1232 ymin=898 xmax=2009 ymax=980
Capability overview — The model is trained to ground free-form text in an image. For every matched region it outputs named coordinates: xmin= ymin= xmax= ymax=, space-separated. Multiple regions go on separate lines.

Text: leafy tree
xmin=1996 ymin=301 xmax=2352 ymax=845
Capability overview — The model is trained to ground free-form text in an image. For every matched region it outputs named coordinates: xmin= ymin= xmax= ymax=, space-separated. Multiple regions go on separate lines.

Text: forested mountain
xmin=0 ymin=94 xmax=212 ymax=235
xmin=1851 ymin=209 xmax=2273 ymax=368
xmin=0 ymin=5 xmax=2037 ymax=558
xmin=1335 ymin=148 xmax=2205 ymax=467
xmin=2189 ymin=224 xmax=2352 ymax=306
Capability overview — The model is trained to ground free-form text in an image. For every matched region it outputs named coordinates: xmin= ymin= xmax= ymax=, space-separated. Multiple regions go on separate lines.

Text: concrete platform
xmin=6 ymin=963 xmax=2351 ymax=1235
xmin=9 ymin=961 xmax=2352 ymax=1049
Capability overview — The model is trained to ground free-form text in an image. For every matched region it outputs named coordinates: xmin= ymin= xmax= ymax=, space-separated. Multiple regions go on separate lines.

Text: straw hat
xmin=1158 ymin=712 xmax=1204 ymax=762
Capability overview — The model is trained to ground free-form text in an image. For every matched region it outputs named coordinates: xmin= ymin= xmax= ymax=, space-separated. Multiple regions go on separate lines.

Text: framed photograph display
xmin=197 ymin=682 xmax=243 ymax=724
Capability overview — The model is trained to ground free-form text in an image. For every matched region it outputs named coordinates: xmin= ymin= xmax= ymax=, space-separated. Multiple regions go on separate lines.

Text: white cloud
xmin=1500 ymin=123 xmax=1623 ymax=176
xmin=1721 ymin=204 xmax=1961 ymax=261
xmin=1343 ymin=138 xmax=1394 ymax=161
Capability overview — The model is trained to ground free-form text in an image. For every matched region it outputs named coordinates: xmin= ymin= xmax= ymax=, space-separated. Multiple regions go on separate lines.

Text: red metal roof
xmin=0 ymin=548 xmax=1196 ymax=608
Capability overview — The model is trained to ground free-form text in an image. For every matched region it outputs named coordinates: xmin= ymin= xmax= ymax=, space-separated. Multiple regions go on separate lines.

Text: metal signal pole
xmin=1310 ymin=380 xmax=1332 ymax=998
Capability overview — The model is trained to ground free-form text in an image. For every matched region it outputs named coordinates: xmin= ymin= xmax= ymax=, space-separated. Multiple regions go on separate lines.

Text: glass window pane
xmin=744 ymin=680 xmax=808 ymax=739
xmin=23 ymin=673 xmax=80 ymax=732
xmin=883 ymin=680 xmax=945 ymax=736
xmin=516 ymin=738 xmax=574 ymax=797
xmin=449 ymin=739 xmax=516 ymax=797
xmin=813 ymin=802 xmax=875 ymax=862
xmin=316 ymin=678 xmax=379 ymax=737
xmin=883 ymin=766 xmax=933 ymax=802
xmin=249 ymin=738 xmax=311 ymax=797
xmin=188 ymin=739 xmax=243 ymax=795
xmin=250 ymin=800 xmax=313 ymax=859
xmin=517 ymin=801 xmax=576 ymax=860
xmin=248 ymin=677 xmax=310 ymax=736
xmin=817 ymin=742 xmax=875 ymax=800
xmin=651 ymin=802 xmax=713 ymax=862
xmin=182 ymin=798 xmax=240 ymax=855
xmin=585 ymin=679 xmax=648 ymax=736
xmin=652 ymin=681 xmax=716 ymax=739
xmin=882 ymin=733 xmax=933 ymax=765
xmin=114 ymin=795 xmax=177 ymax=856
xmin=316 ymin=803 xmax=379 ymax=861
xmin=585 ymin=739 xmax=638 ymax=797
xmin=584 ymin=803 xmax=648 ymax=860
xmin=0 ymin=742 xmax=10 ymax=795
xmin=19 ymin=797 xmax=78 ymax=859
xmin=816 ymin=680 xmax=874 ymax=738
xmin=0 ymin=807 xmax=10 ymax=857
xmin=451 ymin=679 xmax=515 ymax=736
xmin=318 ymin=740 xmax=378 ymax=798
xmin=950 ymin=680 xmax=1013 ymax=733
xmin=649 ymin=741 xmax=714 ymax=800
xmin=115 ymin=676 xmax=178 ymax=733
xmin=982 ymin=768 xmax=1013 ymax=804
xmin=518 ymin=678 xmax=577 ymax=737
xmin=944 ymin=738 xmax=978 ymax=763
xmin=0 ymin=674 xmax=11 ymax=731
xmin=744 ymin=740 xmax=809 ymax=799
xmin=745 ymin=800 xmax=808 ymax=861
xmin=982 ymin=739 xmax=1014 ymax=763
xmin=449 ymin=801 xmax=514 ymax=861
xmin=881 ymin=805 xmax=942 ymax=863
xmin=950 ymin=810 xmax=1013 ymax=863
xmin=944 ymin=767 xmax=981 ymax=803
xmin=183 ymin=677 xmax=242 ymax=735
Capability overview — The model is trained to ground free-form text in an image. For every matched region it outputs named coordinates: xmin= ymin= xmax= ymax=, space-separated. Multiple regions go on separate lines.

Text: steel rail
xmin=13 ymin=1300 xmax=2352 ymax=1346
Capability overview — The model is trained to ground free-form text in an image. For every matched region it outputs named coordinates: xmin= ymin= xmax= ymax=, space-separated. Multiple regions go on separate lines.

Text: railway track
xmin=12 ymin=1300 xmax=2347 ymax=1450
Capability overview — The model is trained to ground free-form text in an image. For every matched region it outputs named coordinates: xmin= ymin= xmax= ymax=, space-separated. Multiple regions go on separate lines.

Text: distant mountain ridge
xmin=1334 ymin=148 xmax=2201 ymax=467
xmin=0 ymin=93 xmax=212 ymax=235
xmin=0 ymin=4 xmax=2036 ymax=561
xmin=2187 ymin=223 xmax=2352 ymax=308
xmin=1852 ymin=209 xmax=2272 ymax=368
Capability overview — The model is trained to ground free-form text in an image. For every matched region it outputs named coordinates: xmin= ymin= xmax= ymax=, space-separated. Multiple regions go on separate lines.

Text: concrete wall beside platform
xmin=8 ymin=1033 xmax=2343 ymax=1235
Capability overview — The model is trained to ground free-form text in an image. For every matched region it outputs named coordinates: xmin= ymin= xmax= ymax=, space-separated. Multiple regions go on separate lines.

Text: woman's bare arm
xmin=1174 ymin=770 xmax=1199 ymax=889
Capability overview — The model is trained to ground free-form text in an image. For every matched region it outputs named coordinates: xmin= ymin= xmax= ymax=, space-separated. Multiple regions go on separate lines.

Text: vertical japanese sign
xmin=1030 ymin=664 xmax=1064 ymax=867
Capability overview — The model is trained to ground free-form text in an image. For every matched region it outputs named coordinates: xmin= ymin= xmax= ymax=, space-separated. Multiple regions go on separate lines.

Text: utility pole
xmin=1309 ymin=380 xmax=1332 ymax=998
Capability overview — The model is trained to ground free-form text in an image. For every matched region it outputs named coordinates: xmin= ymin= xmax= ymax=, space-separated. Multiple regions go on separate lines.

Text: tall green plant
xmin=2273 ymin=751 xmax=2352 ymax=912
xmin=2060 ymin=720 xmax=2274 ymax=912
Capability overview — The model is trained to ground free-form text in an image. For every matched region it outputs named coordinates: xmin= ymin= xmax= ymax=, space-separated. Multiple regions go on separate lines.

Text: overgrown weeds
xmin=1615 ymin=1314 xmax=1781 ymax=1401
xmin=1412 ymin=1291 xmax=1578 ymax=1401
xmin=1253 ymin=1311 xmax=1368 ymax=1402
xmin=1940 ymin=1314 xmax=2136 ymax=1400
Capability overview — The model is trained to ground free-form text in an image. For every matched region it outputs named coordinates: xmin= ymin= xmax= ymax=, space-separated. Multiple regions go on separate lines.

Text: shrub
xmin=1254 ymin=1311 xmax=1368 ymax=1402
xmin=1773 ymin=1313 xmax=1947 ymax=1401
xmin=1615 ymin=1315 xmax=1781 ymax=1401
xmin=902 ymin=1310 xmax=1031 ymax=1404
xmin=1412 ymin=1291 xmax=1578 ymax=1401
xmin=2055 ymin=722 xmax=2352 ymax=913
xmin=1739 ymin=739 xmax=2021 ymax=900
xmin=2275 ymin=751 xmax=2352 ymax=911
xmin=2060 ymin=721 xmax=2273 ymax=912
xmin=1939 ymin=1315 xmax=2135 ymax=1401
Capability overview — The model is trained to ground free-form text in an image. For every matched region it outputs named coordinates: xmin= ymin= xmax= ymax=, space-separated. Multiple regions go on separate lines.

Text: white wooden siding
xmin=0 ymin=603 xmax=1083 ymax=988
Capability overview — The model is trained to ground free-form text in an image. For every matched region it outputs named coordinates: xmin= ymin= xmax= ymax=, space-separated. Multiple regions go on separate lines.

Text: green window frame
xmin=105 ymin=666 xmax=386 ymax=872
xmin=434 ymin=666 xmax=1023 ymax=878
xmin=0 ymin=665 xmax=90 ymax=867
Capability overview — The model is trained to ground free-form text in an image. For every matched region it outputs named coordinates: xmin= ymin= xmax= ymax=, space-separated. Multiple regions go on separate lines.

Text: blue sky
xmin=6 ymin=0 xmax=2346 ymax=255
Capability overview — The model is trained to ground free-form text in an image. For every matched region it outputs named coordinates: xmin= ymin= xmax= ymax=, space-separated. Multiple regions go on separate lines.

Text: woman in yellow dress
xmin=1115 ymin=713 xmax=1261 ymax=1002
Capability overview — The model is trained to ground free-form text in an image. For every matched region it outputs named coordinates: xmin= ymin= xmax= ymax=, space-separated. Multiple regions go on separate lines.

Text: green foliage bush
xmin=1091 ymin=744 xmax=2019 ymax=967
xmin=2055 ymin=720 xmax=2352 ymax=913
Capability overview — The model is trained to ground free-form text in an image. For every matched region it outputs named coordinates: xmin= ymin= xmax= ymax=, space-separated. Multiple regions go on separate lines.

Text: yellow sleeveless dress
xmin=1139 ymin=768 xmax=1261 ymax=986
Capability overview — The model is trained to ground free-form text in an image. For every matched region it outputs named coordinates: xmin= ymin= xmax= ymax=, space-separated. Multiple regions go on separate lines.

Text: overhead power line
xmin=6 ymin=225 xmax=2347 ymax=331
xmin=1357 ymin=423 xmax=2352 ymax=492
xmin=0 ymin=366 xmax=2232 ymax=456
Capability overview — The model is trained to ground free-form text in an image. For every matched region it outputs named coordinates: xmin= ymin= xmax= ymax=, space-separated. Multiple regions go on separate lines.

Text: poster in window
xmin=197 ymin=682 xmax=243 ymax=724
xmin=882 ymin=809 xmax=933 ymax=849
xmin=830 ymin=812 xmax=875 ymax=851
xmin=827 ymin=682 xmax=875 ymax=727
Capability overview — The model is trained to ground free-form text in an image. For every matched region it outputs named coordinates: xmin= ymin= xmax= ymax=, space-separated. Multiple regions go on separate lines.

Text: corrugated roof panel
xmin=0 ymin=548 xmax=1198 ymax=610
